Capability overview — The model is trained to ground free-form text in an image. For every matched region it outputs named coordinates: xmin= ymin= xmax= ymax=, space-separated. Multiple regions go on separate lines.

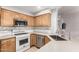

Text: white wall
xmin=63 ymin=13 xmax=79 ymax=40
xmin=50 ymin=8 xmax=58 ymax=34
xmin=62 ymin=16 xmax=71 ymax=40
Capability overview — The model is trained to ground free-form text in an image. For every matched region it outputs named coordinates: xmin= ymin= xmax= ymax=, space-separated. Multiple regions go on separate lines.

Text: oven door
xmin=16 ymin=35 xmax=30 ymax=51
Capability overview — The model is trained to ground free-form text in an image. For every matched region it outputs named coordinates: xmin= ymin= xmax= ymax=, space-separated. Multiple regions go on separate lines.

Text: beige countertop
xmin=0 ymin=35 xmax=15 ymax=40
xmin=0 ymin=32 xmax=49 ymax=40
xmin=30 ymin=32 xmax=57 ymax=52
xmin=36 ymin=34 xmax=79 ymax=52
xmin=30 ymin=32 xmax=49 ymax=36
xmin=37 ymin=35 xmax=57 ymax=52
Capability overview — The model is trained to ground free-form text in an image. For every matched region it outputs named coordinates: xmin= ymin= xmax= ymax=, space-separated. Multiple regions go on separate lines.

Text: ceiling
xmin=59 ymin=6 xmax=79 ymax=16
xmin=3 ymin=6 xmax=79 ymax=16
xmin=3 ymin=6 xmax=60 ymax=15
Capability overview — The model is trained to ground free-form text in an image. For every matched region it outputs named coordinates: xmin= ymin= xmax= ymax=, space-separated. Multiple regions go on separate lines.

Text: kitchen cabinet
xmin=0 ymin=37 xmax=16 ymax=52
xmin=0 ymin=8 xmax=51 ymax=27
xmin=45 ymin=36 xmax=50 ymax=44
xmin=0 ymin=7 xmax=1 ymax=25
xmin=30 ymin=34 xmax=37 ymax=47
xmin=30 ymin=34 xmax=50 ymax=48
xmin=0 ymin=7 xmax=1 ymax=15
xmin=35 ymin=13 xmax=51 ymax=27
xmin=1 ymin=9 xmax=15 ymax=26
xmin=12 ymin=11 xmax=34 ymax=27
xmin=27 ymin=16 xmax=34 ymax=27
xmin=0 ymin=8 xmax=34 ymax=27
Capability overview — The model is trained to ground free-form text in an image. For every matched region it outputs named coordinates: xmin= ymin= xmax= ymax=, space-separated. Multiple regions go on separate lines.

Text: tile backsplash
xmin=0 ymin=27 xmax=34 ymax=31
xmin=0 ymin=27 xmax=51 ymax=31
xmin=0 ymin=27 xmax=52 ymax=34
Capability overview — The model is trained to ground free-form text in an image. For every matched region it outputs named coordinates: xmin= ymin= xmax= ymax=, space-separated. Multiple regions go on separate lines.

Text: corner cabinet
xmin=1 ymin=9 xmax=15 ymax=27
xmin=34 ymin=13 xmax=51 ymax=27
xmin=0 ymin=37 xmax=16 ymax=52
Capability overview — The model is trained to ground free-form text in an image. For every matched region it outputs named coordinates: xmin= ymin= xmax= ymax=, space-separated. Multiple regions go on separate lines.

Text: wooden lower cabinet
xmin=0 ymin=37 xmax=16 ymax=52
xmin=30 ymin=34 xmax=50 ymax=47
xmin=30 ymin=34 xmax=37 ymax=47
xmin=45 ymin=36 xmax=50 ymax=44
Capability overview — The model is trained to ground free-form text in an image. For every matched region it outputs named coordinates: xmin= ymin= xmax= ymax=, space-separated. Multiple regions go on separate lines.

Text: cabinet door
xmin=0 ymin=37 xmax=16 ymax=52
xmin=1 ymin=9 xmax=14 ymax=26
xmin=14 ymin=12 xmax=34 ymax=27
xmin=35 ymin=13 xmax=51 ymax=27
xmin=28 ymin=16 xmax=34 ymax=27
xmin=30 ymin=34 xmax=37 ymax=47
xmin=35 ymin=16 xmax=42 ymax=27
xmin=41 ymin=13 xmax=51 ymax=27
xmin=45 ymin=36 xmax=50 ymax=44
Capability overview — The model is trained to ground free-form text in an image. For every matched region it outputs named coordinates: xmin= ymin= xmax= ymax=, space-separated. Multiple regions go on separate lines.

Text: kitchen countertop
xmin=30 ymin=32 xmax=79 ymax=52
xmin=30 ymin=32 xmax=58 ymax=52
xmin=37 ymin=34 xmax=57 ymax=52
xmin=0 ymin=32 xmax=79 ymax=52
xmin=0 ymin=35 xmax=15 ymax=40
xmin=1 ymin=32 xmax=78 ymax=52
xmin=36 ymin=34 xmax=79 ymax=52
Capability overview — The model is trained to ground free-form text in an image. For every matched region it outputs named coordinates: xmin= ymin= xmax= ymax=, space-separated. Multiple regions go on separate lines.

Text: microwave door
xmin=15 ymin=21 xmax=27 ymax=26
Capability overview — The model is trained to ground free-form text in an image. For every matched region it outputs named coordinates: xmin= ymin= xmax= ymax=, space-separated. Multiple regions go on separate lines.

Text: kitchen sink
xmin=50 ymin=35 xmax=67 ymax=41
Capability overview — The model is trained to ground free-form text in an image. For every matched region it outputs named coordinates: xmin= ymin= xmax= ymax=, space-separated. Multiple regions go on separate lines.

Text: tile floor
xmin=26 ymin=47 xmax=38 ymax=52
xmin=25 ymin=39 xmax=79 ymax=52
xmin=53 ymin=41 xmax=79 ymax=52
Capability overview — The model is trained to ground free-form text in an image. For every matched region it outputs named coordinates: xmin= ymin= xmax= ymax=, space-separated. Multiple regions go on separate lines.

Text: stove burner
xmin=14 ymin=33 xmax=28 ymax=35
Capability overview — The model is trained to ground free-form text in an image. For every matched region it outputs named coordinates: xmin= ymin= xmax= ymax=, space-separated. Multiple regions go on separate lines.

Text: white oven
xmin=16 ymin=34 xmax=30 ymax=52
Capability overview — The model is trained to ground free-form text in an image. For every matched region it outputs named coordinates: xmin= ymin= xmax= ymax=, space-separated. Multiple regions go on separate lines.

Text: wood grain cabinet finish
xmin=0 ymin=7 xmax=1 ymax=25
xmin=27 ymin=16 xmax=34 ymax=27
xmin=0 ymin=8 xmax=34 ymax=27
xmin=0 ymin=37 xmax=16 ymax=52
xmin=30 ymin=34 xmax=37 ymax=47
xmin=44 ymin=36 xmax=50 ymax=44
xmin=1 ymin=9 xmax=15 ymax=26
xmin=11 ymin=11 xmax=34 ymax=27
xmin=0 ymin=7 xmax=1 ymax=15
xmin=0 ymin=8 xmax=51 ymax=27
xmin=30 ymin=34 xmax=50 ymax=47
xmin=35 ymin=13 xmax=51 ymax=27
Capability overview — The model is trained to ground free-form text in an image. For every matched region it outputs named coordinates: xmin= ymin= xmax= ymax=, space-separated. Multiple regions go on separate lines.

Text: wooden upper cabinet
xmin=27 ymin=16 xmax=34 ymax=27
xmin=14 ymin=12 xmax=34 ymax=27
xmin=1 ymin=9 xmax=15 ymax=26
xmin=35 ymin=13 xmax=51 ymax=27
xmin=35 ymin=16 xmax=42 ymax=26
xmin=0 ymin=8 xmax=51 ymax=27
xmin=0 ymin=8 xmax=34 ymax=27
